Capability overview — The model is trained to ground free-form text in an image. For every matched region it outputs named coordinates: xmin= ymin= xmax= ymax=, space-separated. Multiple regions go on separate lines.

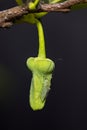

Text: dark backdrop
xmin=0 ymin=1 xmax=87 ymax=130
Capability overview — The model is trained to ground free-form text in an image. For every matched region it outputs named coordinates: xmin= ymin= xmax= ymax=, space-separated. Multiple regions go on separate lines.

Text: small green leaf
xmin=71 ymin=3 xmax=87 ymax=10
xmin=16 ymin=0 xmax=23 ymax=5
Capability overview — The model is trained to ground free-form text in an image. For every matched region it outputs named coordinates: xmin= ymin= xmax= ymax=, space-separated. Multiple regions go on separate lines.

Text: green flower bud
xmin=26 ymin=57 xmax=55 ymax=110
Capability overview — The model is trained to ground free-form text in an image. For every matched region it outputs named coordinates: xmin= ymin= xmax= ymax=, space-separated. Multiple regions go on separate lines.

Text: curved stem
xmin=35 ymin=19 xmax=46 ymax=58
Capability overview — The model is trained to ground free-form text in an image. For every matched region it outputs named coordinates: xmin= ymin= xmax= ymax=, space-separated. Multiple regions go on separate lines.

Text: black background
xmin=0 ymin=1 xmax=87 ymax=130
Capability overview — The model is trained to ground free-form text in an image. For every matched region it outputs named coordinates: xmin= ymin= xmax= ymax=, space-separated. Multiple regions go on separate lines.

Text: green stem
xmin=50 ymin=0 xmax=62 ymax=4
xmin=28 ymin=0 xmax=40 ymax=10
xmin=34 ymin=0 xmax=40 ymax=8
xmin=35 ymin=19 xmax=46 ymax=58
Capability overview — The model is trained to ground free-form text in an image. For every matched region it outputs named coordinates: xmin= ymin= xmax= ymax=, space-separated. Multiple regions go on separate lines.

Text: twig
xmin=0 ymin=0 xmax=87 ymax=28
xmin=40 ymin=0 xmax=87 ymax=11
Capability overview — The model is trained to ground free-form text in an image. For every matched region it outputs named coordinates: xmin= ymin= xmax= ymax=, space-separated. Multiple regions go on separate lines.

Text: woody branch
xmin=0 ymin=0 xmax=87 ymax=28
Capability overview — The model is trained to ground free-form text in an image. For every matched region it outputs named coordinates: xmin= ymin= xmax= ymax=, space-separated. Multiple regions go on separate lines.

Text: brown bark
xmin=0 ymin=0 xmax=87 ymax=28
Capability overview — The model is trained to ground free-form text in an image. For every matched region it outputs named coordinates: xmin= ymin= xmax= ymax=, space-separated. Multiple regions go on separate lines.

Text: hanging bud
xmin=26 ymin=57 xmax=55 ymax=110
